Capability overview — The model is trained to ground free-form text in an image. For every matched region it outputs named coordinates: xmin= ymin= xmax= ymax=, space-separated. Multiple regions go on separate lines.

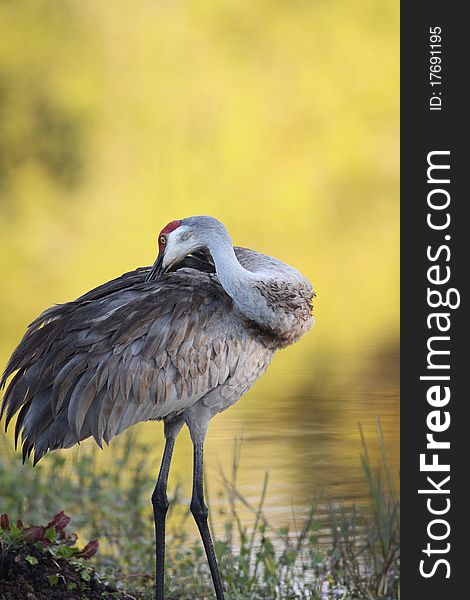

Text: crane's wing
xmin=1 ymin=262 xmax=269 ymax=464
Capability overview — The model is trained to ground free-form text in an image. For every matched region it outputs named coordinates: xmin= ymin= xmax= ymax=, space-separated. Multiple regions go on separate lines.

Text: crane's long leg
xmin=190 ymin=441 xmax=225 ymax=600
xmin=152 ymin=421 xmax=181 ymax=600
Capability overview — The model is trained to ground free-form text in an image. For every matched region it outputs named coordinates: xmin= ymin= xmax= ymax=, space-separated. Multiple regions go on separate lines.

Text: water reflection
xmin=85 ymin=337 xmax=400 ymax=532
xmin=0 ymin=0 xmax=399 ymax=537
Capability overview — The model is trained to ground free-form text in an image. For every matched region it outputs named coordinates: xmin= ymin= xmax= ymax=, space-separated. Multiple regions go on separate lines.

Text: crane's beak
xmin=145 ymin=253 xmax=164 ymax=282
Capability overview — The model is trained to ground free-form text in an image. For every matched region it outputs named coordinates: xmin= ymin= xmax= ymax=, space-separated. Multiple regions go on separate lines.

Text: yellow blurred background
xmin=0 ymin=0 xmax=399 ymax=524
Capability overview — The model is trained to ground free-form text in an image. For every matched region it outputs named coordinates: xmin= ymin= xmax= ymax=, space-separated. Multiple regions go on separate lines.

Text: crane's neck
xmin=205 ymin=226 xmax=314 ymax=346
xmin=206 ymin=233 xmax=276 ymax=330
xmin=207 ymin=235 xmax=258 ymax=303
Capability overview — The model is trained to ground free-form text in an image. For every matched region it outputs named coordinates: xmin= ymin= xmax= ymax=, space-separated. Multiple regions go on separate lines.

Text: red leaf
xmin=77 ymin=539 xmax=99 ymax=559
xmin=47 ymin=511 xmax=71 ymax=533
xmin=0 ymin=514 xmax=9 ymax=530
xmin=22 ymin=526 xmax=46 ymax=543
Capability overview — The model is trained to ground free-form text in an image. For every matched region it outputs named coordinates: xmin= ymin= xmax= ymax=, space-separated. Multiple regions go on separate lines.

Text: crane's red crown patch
xmin=160 ymin=220 xmax=182 ymax=236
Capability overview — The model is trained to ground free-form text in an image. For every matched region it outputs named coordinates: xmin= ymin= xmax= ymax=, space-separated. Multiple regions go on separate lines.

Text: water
xmin=0 ymin=241 xmax=399 ymax=535
xmin=88 ymin=338 xmax=400 ymax=532
xmin=0 ymin=326 xmax=399 ymax=538
xmin=1 ymin=0 xmax=399 ymax=537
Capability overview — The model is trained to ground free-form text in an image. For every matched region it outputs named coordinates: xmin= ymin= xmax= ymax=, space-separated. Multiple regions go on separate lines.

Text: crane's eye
xmin=160 ymin=236 xmax=166 ymax=245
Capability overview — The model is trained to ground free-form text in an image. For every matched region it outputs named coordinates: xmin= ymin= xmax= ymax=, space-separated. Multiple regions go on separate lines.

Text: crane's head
xmin=145 ymin=216 xmax=226 ymax=281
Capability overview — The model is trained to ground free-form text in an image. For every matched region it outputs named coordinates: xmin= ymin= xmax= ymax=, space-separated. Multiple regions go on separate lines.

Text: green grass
xmin=0 ymin=421 xmax=399 ymax=599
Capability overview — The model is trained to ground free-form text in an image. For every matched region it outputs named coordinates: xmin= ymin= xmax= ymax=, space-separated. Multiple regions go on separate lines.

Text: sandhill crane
xmin=1 ymin=215 xmax=315 ymax=599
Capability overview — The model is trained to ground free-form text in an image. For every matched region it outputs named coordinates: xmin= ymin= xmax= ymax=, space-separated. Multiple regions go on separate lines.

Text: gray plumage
xmin=1 ymin=216 xmax=314 ymax=599
xmin=2 ymin=242 xmax=313 ymax=463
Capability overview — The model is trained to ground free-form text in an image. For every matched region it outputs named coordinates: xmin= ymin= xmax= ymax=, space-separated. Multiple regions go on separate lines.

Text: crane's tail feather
xmin=0 ymin=268 xmax=163 ymax=463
